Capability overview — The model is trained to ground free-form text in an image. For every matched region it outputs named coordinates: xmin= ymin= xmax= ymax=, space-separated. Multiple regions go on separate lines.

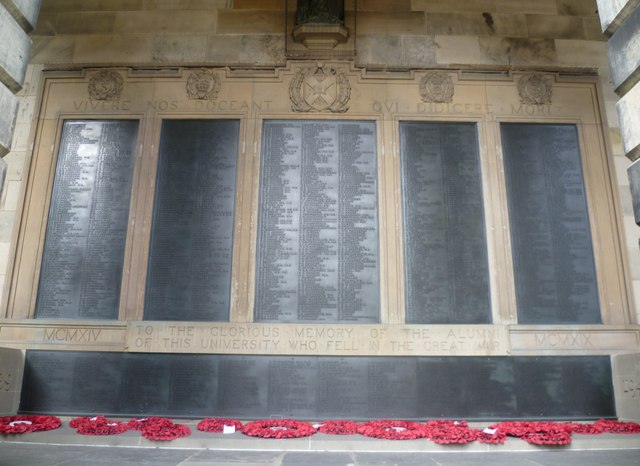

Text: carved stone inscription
xmin=400 ymin=122 xmax=491 ymax=324
xmin=255 ymin=120 xmax=378 ymax=323
xmin=501 ymin=124 xmax=601 ymax=324
xmin=127 ymin=322 xmax=509 ymax=356
xmin=144 ymin=120 xmax=239 ymax=321
xmin=20 ymin=351 xmax=615 ymax=420
xmin=36 ymin=121 xmax=138 ymax=319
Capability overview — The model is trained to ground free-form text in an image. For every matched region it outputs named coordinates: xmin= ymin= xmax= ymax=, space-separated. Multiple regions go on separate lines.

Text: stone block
xmin=618 ymin=84 xmax=640 ymax=160
xmin=426 ymin=12 xmax=527 ymax=37
xmin=146 ymin=0 xmax=230 ymax=8
xmin=40 ymin=0 xmax=143 ymax=11
xmin=412 ymin=0 xmax=557 ymax=14
xmin=115 ymin=10 xmax=217 ymax=34
xmin=557 ymin=0 xmax=598 ymax=16
xmin=0 ymin=83 xmax=18 ymax=157
xmin=0 ymin=5 xmax=32 ymax=91
xmin=151 ymin=34 xmax=207 ymax=64
xmin=596 ymin=0 xmax=640 ymax=36
xmin=237 ymin=34 xmax=284 ymax=67
xmin=234 ymin=0 xmax=284 ymax=9
xmin=583 ymin=17 xmax=606 ymax=40
xmin=1 ymin=179 xmax=20 ymax=211
xmin=30 ymin=36 xmax=75 ymax=65
xmin=478 ymin=37 xmax=557 ymax=66
xmin=0 ymin=0 xmax=41 ymax=31
xmin=56 ymin=12 xmax=116 ymax=34
xmin=401 ymin=35 xmax=437 ymax=66
xmin=351 ymin=11 xmax=425 ymax=35
xmin=217 ymin=10 xmax=283 ymax=34
xmin=0 ymin=347 xmax=24 ymax=416
xmin=31 ymin=11 xmax=57 ymax=36
xmin=492 ymin=0 xmax=558 ymax=14
xmin=628 ymin=159 xmax=640 ymax=224
xmin=526 ymin=14 xmax=586 ymax=39
xmin=73 ymin=34 xmax=154 ymax=65
xmin=435 ymin=35 xmax=487 ymax=65
xmin=607 ymin=5 xmax=640 ymax=94
xmin=554 ymin=39 xmax=608 ymax=68
xmin=0 ymin=158 xmax=6 ymax=200
xmin=612 ymin=352 xmax=640 ymax=421
xmin=355 ymin=35 xmax=402 ymax=67
xmin=360 ymin=0 xmax=412 ymax=11
xmin=205 ymin=34 xmax=242 ymax=63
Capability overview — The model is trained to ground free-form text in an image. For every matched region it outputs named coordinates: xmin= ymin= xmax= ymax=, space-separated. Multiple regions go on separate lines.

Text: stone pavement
xmin=1 ymin=420 xmax=640 ymax=466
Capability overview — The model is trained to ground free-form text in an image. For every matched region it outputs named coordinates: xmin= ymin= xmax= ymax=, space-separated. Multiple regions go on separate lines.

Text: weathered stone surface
xmin=557 ymin=0 xmax=598 ymax=16
xmin=628 ymin=159 xmax=640 ymax=223
xmin=583 ymin=17 xmax=606 ymax=41
xmin=435 ymin=35 xmax=488 ymax=65
xmin=0 ymin=83 xmax=18 ymax=157
xmin=237 ymin=34 xmax=284 ymax=66
xmin=217 ymin=10 xmax=283 ymax=34
xmin=0 ymin=158 xmax=6 ymax=201
xmin=412 ymin=0 xmax=557 ymax=14
xmin=357 ymin=11 xmax=425 ymax=35
xmin=607 ymin=5 xmax=640 ymax=94
xmin=40 ymin=0 xmax=144 ymax=11
xmin=426 ymin=12 xmax=527 ymax=37
xmin=152 ymin=34 xmax=207 ymax=63
xmin=355 ymin=35 xmax=402 ymax=67
xmin=596 ymin=0 xmax=640 ymax=36
xmin=479 ymin=37 xmax=557 ymax=65
xmin=73 ymin=34 xmax=154 ymax=64
xmin=56 ymin=12 xmax=116 ymax=34
xmin=0 ymin=0 xmax=41 ymax=31
xmin=526 ymin=14 xmax=586 ymax=39
xmin=115 ymin=10 xmax=217 ymax=34
xmin=234 ymin=0 xmax=285 ymax=9
xmin=30 ymin=36 xmax=75 ymax=64
xmin=361 ymin=0 xmax=412 ymax=11
xmin=0 ymin=347 xmax=24 ymax=416
xmin=0 ymin=5 xmax=32 ymax=91
xmin=612 ymin=352 xmax=640 ymax=421
xmin=555 ymin=39 xmax=608 ymax=67
xmin=401 ymin=35 xmax=437 ymax=66
xmin=618 ymin=83 xmax=640 ymax=160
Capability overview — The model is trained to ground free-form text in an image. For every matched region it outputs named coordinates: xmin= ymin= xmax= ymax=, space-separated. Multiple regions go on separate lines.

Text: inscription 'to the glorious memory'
xmin=255 ymin=120 xmax=379 ymax=323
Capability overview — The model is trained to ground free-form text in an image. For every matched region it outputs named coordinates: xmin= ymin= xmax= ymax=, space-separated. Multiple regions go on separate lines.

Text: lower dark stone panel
xmin=19 ymin=351 xmax=615 ymax=420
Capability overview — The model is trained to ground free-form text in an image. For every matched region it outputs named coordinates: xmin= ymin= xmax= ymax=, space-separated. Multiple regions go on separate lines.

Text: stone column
xmin=0 ymin=0 xmax=40 ymax=193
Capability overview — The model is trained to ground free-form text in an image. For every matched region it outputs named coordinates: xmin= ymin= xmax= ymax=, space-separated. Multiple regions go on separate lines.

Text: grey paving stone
xmin=187 ymin=450 xmax=285 ymax=464
xmin=281 ymin=452 xmax=356 ymax=466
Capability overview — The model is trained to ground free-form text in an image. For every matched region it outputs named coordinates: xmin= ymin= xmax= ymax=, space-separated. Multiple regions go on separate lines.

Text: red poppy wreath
xmin=70 ymin=416 xmax=128 ymax=436
xmin=317 ymin=420 xmax=360 ymax=435
xmin=141 ymin=421 xmax=191 ymax=441
xmin=242 ymin=419 xmax=317 ymax=439
xmin=197 ymin=418 xmax=244 ymax=433
xmin=423 ymin=420 xmax=477 ymax=445
xmin=358 ymin=420 xmax=427 ymax=440
xmin=0 ymin=415 xmax=61 ymax=434
xmin=127 ymin=417 xmax=174 ymax=431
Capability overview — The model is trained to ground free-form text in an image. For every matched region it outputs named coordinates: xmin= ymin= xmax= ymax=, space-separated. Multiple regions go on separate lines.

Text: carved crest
xmin=88 ymin=70 xmax=124 ymax=101
xmin=0 ymin=372 xmax=12 ymax=392
xmin=289 ymin=64 xmax=351 ymax=113
xmin=419 ymin=72 xmax=454 ymax=103
xmin=518 ymin=74 xmax=553 ymax=105
xmin=186 ymin=69 xmax=221 ymax=101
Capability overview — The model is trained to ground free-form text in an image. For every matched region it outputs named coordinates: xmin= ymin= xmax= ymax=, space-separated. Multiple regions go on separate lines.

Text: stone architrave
xmin=88 ymin=70 xmax=124 ymax=101
xmin=186 ymin=69 xmax=221 ymax=101
xmin=419 ymin=72 xmax=454 ymax=103
xmin=517 ymin=73 xmax=553 ymax=105
xmin=289 ymin=64 xmax=351 ymax=112
xmin=0 ymin=347 xmax=24 ymax=415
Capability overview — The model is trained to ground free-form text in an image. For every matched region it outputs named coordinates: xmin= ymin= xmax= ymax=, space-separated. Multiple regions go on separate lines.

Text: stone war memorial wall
xmin=1 ymin=63 xmax=639 ymax=419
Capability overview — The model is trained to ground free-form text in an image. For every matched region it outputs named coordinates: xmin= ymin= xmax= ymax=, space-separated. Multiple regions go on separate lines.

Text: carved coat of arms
xmin=419 ymin=72 xmax=454 ymax=103
xmin=518 ymin=74 xmax=553 ymax=105
xmin=88 ymin=70 xmax=124 ymax=101
xmin=0 ymin=371 xmax=12 ymax=392
xmin=186 ymin=69 xmax=221 ymax=101
xmin=289 ymin=64 xmax=351 ymax=112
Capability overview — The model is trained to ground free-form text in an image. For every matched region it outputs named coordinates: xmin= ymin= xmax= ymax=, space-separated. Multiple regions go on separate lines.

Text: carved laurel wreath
xmin=88 ymin=70 xmax=124 ymax=101
xmin=289 ymin=64 xmax=351 ymax=113
xmin=518 ymin=74 xmax=553 ymax=105
xmin=419 ymin=72 xmax=454 ymax=103
xmin=186 ymin=69 xmax=221 ymax=101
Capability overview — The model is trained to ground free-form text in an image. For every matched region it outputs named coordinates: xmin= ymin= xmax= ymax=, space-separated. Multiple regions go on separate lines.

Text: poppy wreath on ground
xmin=242 ymin=419 xmax=317 ymax=439
xmin=0 ymin=415 xmax=62 ymax=434
xmin=197 ymin=418 xmax=244 ymax=433
xmin=473 ymin=429 xmax=507 ymax=445
xmin=127 ymin=417 xmax=174 ymax=431
xmin=594 ymin=419 xmax=640 ymax=434
xmin=522 ymin=428 xmax=572 ymax=446
xmin=560 ymin=422 xmax=601 ymax=435
xmin=491 ymin=421 xmax=572 ymax=446
xmin=71 ymin=417 xmax=129 ymax=436
xmin=141 ymin=421 xmax=191 ymax=441
xmin=357 ymin=420 xmax=427 ymax=440
xmin=317 ymin=420 xmax=360 ymax=435
xmin=422 ymin=420 xmax=477 ymax=445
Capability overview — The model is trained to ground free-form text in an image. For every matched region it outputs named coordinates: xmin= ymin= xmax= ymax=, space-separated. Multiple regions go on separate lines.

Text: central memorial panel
xmin=255 ymin=120 xmax=379 ymax=323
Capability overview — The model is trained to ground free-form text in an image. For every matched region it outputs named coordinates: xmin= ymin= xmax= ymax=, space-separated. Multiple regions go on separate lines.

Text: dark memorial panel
xmin=400 ymin=122 xmax=491 ymax=324
xmin=255 ymin=120 xmax=379 ymax=323
xmin=20 ymin=352 xmax=616 ymax=420
xmin=501 ymin=124 xmax=601 ymax=324
xmin=35 ymin=121 xmax=138 ymax=319
xmin=144 ymin=119 xmax=239 ymax=321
